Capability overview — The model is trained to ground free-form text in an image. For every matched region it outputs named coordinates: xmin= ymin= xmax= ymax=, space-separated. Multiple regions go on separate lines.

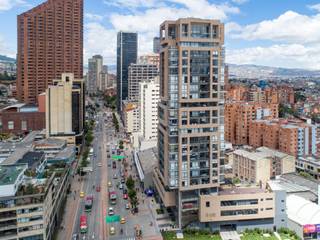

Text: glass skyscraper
xmin=116 ymin=31 xmax=138 ymax=111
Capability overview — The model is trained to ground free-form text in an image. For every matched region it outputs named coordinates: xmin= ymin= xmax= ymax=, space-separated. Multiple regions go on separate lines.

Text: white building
xmin=122 ymin=101 xmax=140 ymax=134
xmin=139 ymin=76 xmax=160 ymax=142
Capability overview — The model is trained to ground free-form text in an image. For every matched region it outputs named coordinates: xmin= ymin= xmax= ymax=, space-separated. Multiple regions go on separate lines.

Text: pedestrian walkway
xmin=56 ymin=174 xmax=83 ymax=239
xmin=220 ymin=231 xmax=241 ymax=240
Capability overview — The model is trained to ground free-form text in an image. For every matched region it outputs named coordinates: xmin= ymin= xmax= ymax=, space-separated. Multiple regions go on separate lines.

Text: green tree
xmin=126 ymin=175 xmax=135 ymax=190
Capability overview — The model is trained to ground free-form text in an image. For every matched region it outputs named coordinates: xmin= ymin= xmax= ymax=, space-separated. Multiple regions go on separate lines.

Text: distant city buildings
xmin=128 ymin=63 xmax=158 ymax=101
xmin=117 ymin=31 xmax=138 ymax=111
xmin=249 ymin=118 xmax=317 ymax=157
xmin=87 ymin=55 xmax=103 ymax=94
xmin=225 ymin=101 xmax=279 ymax=145
xmin=153 ymin=37 xmax=160 ymax=54
xmin=17 ymin=0 xmax=83 ymax=104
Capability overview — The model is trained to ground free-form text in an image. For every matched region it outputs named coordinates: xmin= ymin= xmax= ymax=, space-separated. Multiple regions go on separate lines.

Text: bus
xmin=80 ymin=214 xmax=87 ymax=233
xmin=85 ymin=195 xmax=93 ymax=212
xmin=109 ymin=189 xmax=117 ymax=205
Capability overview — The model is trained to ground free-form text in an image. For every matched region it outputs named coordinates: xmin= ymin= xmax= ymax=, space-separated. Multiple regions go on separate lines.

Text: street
xmin=57 ymin=103 xmax=162 ymax=240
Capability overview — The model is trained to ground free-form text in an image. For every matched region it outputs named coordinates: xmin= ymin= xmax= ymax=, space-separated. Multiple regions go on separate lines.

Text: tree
xmin=126 ymin=175 xmax=135 ymax=190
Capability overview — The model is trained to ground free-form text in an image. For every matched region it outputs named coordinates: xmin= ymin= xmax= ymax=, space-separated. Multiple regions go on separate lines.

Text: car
xmin=108 ymin=207 xmax=114 ymax=216
xmin=125 ymin=203 xmax=130 ymax=209
xmin=72 ymin=233 xmax=78 ymax=240
xmin=123 ymin=193 xmax=128 ymax=199
xmin=120 ymin=217 xmax=126 ymax=224
xmin=119 ymin=183 xmax=123 ymax=190
xmin=112 ymin=162 xmax=116 ymax=169
xmin=97 ymin=162 xmax=102 ymax=167
xmin=96 ymin=186 xmax=101 ymax=192
xmin=109 ymin=226 xmax=115 ymax=235
xmin=121 ymin=178 xmax=125 ymax=184
xmin=123 ymin=189 xmax=128 ymax=194
xmin=80 ymin=191 xmax=85 ymax=198
xmin=108 ymin=181 xmax=112 ymax=187
xmin=113 ymin=174 xmax=117 ymax=179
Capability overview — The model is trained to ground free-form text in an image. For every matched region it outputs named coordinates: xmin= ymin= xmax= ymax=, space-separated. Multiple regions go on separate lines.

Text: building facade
xmin=46 ymin=73 xmax=84 ymax=145
xmin=139 ymin=77 xmax=160 ymax=141
xmin=225 ymin=102 xmax=278 ymax=145
xmin=249 ymin=119 xmax=317 ymax=157
xmin=128 ymin=64 xmax=159 ymax=101
xmin=153 ymin=37 xmax=160 ymax=54
xmin=138 ymin=54 xmax=160 ymax=68
xmin=154 ymin=18 xmax=226 ymax=227
xmin=122 ymin=101 xmax=140 ymax=134
xmin=233 ymin=147 xmax=295 ymax=184
xmin=87 ymin=55 xmax=103 ymax=94
xmin=117 ymin=31 xmax=138 ymax=111
xmin=17 ymin=0 xmax=83 ymax=104
xmin=0 ymin=104 xmax=45 ymax=135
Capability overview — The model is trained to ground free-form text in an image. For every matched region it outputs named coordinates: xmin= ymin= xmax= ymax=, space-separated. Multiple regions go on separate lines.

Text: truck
xmin=84 ymin=195 xmax=93 ymax=212
xmin=80 ymin=214 xmax=87 ymax=233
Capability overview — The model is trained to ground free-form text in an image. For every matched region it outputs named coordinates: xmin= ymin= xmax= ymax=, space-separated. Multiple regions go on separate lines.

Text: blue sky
xmin=0 ymin=0 xmax=320 ymax=69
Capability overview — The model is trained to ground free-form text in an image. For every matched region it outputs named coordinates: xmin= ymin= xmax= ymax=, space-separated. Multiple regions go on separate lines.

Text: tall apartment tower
xmin=128 ymin=63 xmax=159 ymax=101
xmin=17 ymin=0 xmax=83 ymax=104
xmin=87 ymin=55 xmax=103 ymax=94
xmin=154 ymin=18 xmax=225 ymax=227
xmin=117 ymin=31 xmax=138 ymax=111
xmin=153 ymin=37 xmax=160 ymax=53
xmin=139 ymin=76 xmax=160 ymax=141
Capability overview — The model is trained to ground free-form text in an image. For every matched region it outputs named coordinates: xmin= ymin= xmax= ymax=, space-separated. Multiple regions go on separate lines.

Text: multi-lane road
xmin=70 ymin=107 xmax=139 ymax=240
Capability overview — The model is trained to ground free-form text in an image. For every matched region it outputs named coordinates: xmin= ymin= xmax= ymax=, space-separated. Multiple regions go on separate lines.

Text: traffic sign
xmin=112 ymin=155 xmax=125 ymax=160
xmin=106 ymin=215 xmax=120 ymax=223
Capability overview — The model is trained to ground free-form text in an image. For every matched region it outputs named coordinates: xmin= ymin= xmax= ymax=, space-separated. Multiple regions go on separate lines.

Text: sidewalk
xmin=56 ymin=174 xmax=83 ymax=239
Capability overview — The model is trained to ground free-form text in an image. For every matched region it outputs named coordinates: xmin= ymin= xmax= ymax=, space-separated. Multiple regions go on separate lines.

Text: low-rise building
xmin=0 ymin=163 xmax=70 ymax=240
xmin=198 ymin=186 xmax=287 ymax=232
xmin=295 ymin=156 xmax=320 ymax=180
xmin=233 ymin=146 xmax=295 ymax=184
xmin=122 ymin=101 xmax=140 ymax=134
xmin=0 ymin=103 xmax=45 ymax=135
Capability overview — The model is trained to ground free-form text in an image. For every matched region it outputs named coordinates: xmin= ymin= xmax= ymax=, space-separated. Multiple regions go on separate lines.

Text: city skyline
xmin=0 ymin=0 xmax=319 ymax=69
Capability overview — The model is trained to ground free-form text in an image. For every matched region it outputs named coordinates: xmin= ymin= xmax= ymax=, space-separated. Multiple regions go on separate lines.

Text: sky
xmin=0 ymin=0 xmax=320 ymax=69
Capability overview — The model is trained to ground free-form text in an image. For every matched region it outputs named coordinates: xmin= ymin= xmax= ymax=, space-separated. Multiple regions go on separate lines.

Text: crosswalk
xmin=109 ymin=236 xmax=136 ymax=240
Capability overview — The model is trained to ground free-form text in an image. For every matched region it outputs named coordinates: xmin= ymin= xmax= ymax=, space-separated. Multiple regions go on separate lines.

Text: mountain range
xmin=228 ymin=64 xmax=320 ymax=79
xmin=0 ymin=55 xmax=16 ymax=63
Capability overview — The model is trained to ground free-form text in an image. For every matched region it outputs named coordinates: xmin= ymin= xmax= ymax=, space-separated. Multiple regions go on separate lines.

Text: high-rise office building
xmin=153 ymin=37 xmax=160 ymax=53
xmin=87 ymin=55 xmax=103 ymax=94
xmin=117 ymin=31 xmax=138 ymax=111
xmin=17 ymin=0 xmax=83 ymax=104
xmin=153 ymin=18 xmax=225 ymax=227
xmin=128 ymin=63 xmax=158 ymax=101
xmin=100 ymin=65 xmax=109 ymax=90
xmin=46 ymin=73 xmax=84 ymax=145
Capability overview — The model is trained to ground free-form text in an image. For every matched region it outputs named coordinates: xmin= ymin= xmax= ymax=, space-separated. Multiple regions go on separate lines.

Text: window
xmin=8 ymin=121 xmax=14 ymax=130
xmin=21 ymin=121 xmax=27 ymax=131
xmin=206 ymin=201 xmax=210 ymax=207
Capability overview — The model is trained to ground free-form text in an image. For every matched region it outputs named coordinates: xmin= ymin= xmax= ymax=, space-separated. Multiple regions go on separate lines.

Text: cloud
xmin=229 ymin=10 xmax=320 ymax=44
xmin=84 ymin=22 xmax=117 ymax=66
xmin=231 ymin=0 xmax=248 ymax=4
xmin=308 ymin=3 xmax=320 ymax=12
xmin=103 ymin=0 xmax=160 ymax=9
xmin=227 ymin=43 xmax=320 ymax=70
xmin=0 ymin=34 xmax=15 ymax=57
xmin=85 ymin=13 xmax=104 ymax=22
xmin=0 ymin=0 xmax=27 ymax=11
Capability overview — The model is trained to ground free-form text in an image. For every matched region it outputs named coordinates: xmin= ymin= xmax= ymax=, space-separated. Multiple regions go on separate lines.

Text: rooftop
xmin=0 ymin=164 xmax=27 ymax=186
xmin=268 ymin=173 xmax=318 ymax=202
xmin=219 ymin=186 xmax=267 ymax=195
xmin=233 ymin=146 xmax=291 ymax=161
xmin=33 ymin=138 xmax=66 ymax=149
xmin=17 ymin=151 xmax=45 ymax=170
